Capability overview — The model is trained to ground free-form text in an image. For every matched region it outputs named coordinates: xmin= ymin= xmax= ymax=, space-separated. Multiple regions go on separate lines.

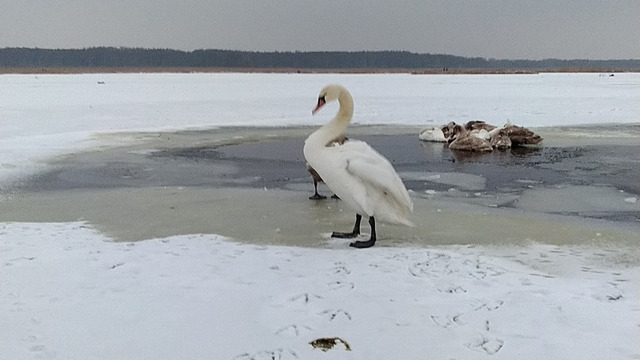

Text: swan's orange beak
xmin=312 ymin=96 xmax=326 ymax=115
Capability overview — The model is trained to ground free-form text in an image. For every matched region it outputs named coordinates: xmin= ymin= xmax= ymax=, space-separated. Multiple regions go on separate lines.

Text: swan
xmin=470 ymin=128 xmax=491 ymax=140
xmin=306 ymin=136 xmax=348 ymax=200
xmin=418 ymin=126 xmax=447 ymax=142
xmin=448 ymin=124 xmax=493 ymax=152
xmin=490 ymin=130 xmax=512 ymax=149
xmin=442 ymin=121 xmax=457 ymax=140
xmin=503 ymin=124 xmax=543 ymax=145
xmin=464 ymin=120 xmax=496 ymax=132
xmin=303 ymin=85 xmax=414 ymax=248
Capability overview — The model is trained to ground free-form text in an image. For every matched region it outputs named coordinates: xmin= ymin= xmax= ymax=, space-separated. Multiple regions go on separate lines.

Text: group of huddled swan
xmin=419 ymin=120 xmax=542 ymax=152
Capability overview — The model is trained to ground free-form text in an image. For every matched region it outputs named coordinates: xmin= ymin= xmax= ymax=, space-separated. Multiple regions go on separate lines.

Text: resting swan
xmin=448 ymin=124 xmax=493 ymax=152
xmin=303 ymin=85 xmax=414 ymax=248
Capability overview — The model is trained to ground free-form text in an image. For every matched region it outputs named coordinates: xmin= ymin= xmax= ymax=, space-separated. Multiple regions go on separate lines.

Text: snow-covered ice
xmin=1 ymin=73 xmax=639 ymax=359
xmin=2 ymin=222 xmax=638 ymax=359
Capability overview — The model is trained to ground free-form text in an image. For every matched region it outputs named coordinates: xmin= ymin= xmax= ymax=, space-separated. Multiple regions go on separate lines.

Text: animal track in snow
xmin=275 ymin=324 xmax=312 ymax=337
xmin=466 ymin=334 xmax=504 ymax=355
xmin=409 ymin=255 xmax=505 ymax=281
xmin=431 ymin=298 xmax=506 ymax=354
xmin=407 ymin=253 xmax=452 ymax=278
xmin=288 ymin=293 xmax=323 ymax=304
xmin=430 ymin=314 xmax=466 ymax=328
xmin=472 ymin=300 xmax=504 ymax=311
xmin=320 ymin=309 xmax=352 ymax=321
xmin=232 ymin=348 xmax=299 ymax=360
xmin=330 ymin=263 xmax=351 ymax=276
xmin=438 ymin=285 xmax=467 ymax=294
xmin=327 ymin=280 xmax=354 ymax=291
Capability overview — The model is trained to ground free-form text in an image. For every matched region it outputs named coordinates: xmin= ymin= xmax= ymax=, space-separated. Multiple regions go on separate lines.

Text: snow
xmin=1 ymin=73 xmax=640 ymax=359
xmin=2 ymin=222 xmax=638 ymax=359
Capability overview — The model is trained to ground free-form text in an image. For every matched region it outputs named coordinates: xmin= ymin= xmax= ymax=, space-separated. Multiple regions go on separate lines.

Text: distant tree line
xmin=1 ymin=47 xmax=638 ymax=71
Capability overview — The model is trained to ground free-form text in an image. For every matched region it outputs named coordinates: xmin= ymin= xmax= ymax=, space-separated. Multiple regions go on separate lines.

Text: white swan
xmin=418 ymin=126 xmax=447 ymax=142
xmin=303 ymin=85 xmax=414 ymax=248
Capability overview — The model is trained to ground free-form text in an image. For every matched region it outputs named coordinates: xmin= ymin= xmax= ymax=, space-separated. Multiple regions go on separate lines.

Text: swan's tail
xmin=378 ymin=210 xmax=414 ymax=227
xmin=395 ymin=217 xmax=415 ymax=228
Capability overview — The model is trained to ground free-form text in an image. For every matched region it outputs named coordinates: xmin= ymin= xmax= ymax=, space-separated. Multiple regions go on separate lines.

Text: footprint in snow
xmin=472 ymin=300 xmax=504 ymax=311
xmin=330 ymin=263 xmax=351 ymax=276
xmin=431 ymin=314 xmax=466 ymax=328
xmin=275 ymin=324 xmax=312 ymax=337
xmin=289 ymin=293 xmax=323 ymax=304
xmin=232 ymin=348 xmax=299 ymax=360
xmin=320 ymin=309 xmax=352 ymax=322
xmin=327 ymin=280 xmax=354 ymax=291
xmin=466 ymin=334 xmax=504 ymax=355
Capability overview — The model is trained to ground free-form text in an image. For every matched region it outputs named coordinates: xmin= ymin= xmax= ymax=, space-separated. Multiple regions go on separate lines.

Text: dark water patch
xmin=11 ymin=132 xmax=640 ymax=201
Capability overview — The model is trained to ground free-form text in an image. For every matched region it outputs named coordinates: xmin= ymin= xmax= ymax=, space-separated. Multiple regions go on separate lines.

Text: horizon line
xmin=2 ymin=46 xmax=638 ymax=62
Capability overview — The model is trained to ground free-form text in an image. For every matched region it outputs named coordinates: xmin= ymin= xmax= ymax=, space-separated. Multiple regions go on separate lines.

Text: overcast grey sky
xmin=1 ymin=0 xmax=638 ymax=60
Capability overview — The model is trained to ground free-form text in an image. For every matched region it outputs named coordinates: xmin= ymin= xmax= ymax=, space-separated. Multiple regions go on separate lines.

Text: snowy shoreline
xmin=2 ymin=221 xmax=639 ymax=359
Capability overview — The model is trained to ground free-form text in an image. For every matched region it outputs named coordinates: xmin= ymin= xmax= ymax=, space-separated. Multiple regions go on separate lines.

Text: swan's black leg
xmin=332 ymin=214 xmax=361 ymax=239
xmin=309 ymin=180 xmax=327 ymax=200
xmin=350 ymin=216 xmax=376 ymax=249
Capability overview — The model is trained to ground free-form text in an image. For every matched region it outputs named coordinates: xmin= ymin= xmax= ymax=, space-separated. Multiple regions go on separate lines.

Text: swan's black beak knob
xmin=312 ymin=96 xmax=326 ymax=115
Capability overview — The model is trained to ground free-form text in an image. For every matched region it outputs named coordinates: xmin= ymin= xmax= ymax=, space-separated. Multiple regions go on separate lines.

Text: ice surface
xmin=400 ymin=171 xmax=487 ymax=190
xmin=516 ymin=185 xmax=640 ymax=213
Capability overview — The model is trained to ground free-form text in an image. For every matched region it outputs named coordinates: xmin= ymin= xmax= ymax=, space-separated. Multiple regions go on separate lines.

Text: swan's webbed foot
xmin=330 ymin=194 xmax=340 ymax=200
xmin=309 ymin=181 xmax=327 ymax=200
xmin=331 ymin=214 xmax=362 ymax=239
xmin=309 ymin=193 xmax=327 ymax=200
xmin=349 ymin=238 xmax=376 ymax=249
xmin=349 ymin=216 xmax=377 ymax=249
xmin=331 ymin=231 xmax=359 ymax=239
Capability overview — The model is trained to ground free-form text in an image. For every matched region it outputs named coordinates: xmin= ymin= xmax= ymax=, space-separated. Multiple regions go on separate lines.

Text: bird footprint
xmin=275 ymin=324 xmax=312 ymax=337
xmin=320 ymin=309 xmax=352 ymax=321
xmin=289 ymin=293 xmax=323 ymax=304
xmin=466 ymin=335 xmax=504 ymax=355
xmin=233 ymin=348 xmax=299 ymax=360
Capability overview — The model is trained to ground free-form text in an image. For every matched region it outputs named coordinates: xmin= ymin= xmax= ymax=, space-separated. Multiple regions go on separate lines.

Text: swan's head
xmin=448 ymin=124 xmax=466 ymax=143
xmin=312 ymin=84 xmax=346 ymax=115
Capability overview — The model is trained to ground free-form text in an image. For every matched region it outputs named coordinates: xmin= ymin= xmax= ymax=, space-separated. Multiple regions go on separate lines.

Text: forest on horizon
xmin=1 ymin=47 xmax=638 ymax=72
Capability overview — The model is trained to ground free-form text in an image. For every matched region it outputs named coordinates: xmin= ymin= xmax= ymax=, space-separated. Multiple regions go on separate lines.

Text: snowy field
xmin=1 ymin=73 xmax=640 ymax=359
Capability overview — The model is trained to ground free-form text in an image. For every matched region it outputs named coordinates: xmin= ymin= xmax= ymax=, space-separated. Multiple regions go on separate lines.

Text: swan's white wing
xmin=337 ymin=141 xmax=413 ymax=220
xmin=419 ymin=127 xmax=447 ymax=142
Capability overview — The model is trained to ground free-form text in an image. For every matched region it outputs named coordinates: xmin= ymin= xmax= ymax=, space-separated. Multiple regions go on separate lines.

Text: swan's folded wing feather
xmin=338 ymin=141 xmax=413 ymax=212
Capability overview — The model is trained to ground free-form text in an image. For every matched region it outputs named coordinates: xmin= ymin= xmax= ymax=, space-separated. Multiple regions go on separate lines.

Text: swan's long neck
xmin=307 ymin=90 xmax=354 ymax=148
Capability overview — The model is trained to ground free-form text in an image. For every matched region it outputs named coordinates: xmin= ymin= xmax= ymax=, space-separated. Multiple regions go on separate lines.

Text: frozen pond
xmin=1 ymin=73 xmax=639 ymax=249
